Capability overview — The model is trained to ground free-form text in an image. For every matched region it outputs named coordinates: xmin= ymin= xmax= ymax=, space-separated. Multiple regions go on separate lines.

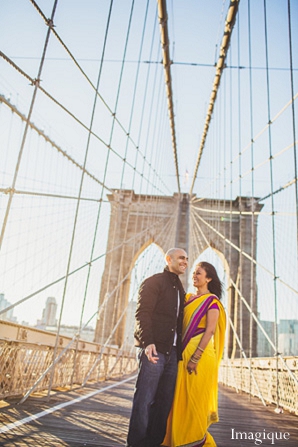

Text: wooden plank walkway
xmin=0 ymin=374 xmax=297 ymax=447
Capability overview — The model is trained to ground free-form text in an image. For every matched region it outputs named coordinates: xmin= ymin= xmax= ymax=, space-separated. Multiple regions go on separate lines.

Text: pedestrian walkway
xmin=0 ymin=374 xmax=297 ymax=446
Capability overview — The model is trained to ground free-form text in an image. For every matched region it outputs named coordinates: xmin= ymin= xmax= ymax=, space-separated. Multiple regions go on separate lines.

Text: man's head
xmin=165 ymin=248 xmax=188 ymax=276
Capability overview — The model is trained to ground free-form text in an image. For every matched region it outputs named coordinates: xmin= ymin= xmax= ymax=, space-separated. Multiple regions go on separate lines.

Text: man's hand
xmin=145 ymin=344 xmax=159 ymax=363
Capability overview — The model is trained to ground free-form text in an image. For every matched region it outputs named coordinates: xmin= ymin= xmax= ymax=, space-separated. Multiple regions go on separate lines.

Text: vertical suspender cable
xmin=70 ymin=0 xmax=115 ymax=387
xmin=109 ymin=1 xmax=153 ymax=345
xmin=263 ymin=0 xmax=280 ymax=410
xmin=237 ymin=14 xmax=244 ymax=384
xmin=0 ymin=0 xmax=59 ymax=251
xmin=123 ymin=0 xmax=157 ymax=356
xmin=287 ymin=0 xmax=298 ymax=254
xmin=228 ymin=54 xmax=232 ymax=250
xmin=120 ymin=0 xmax=150 ymax=189
xmin=247 ymin=0 xmax=256 ymax=397
xmin=132 ymin=6 xmax=157 ymax=190
xmin=228 ymin=53 xmax=234 ymax=356
xmin=47 ymin=0 xmax=116 ymax=397
xmin=189 ymin=0 xmax=240 ymax=195
xmin=97 ymin=0 xmax=136 ymax=347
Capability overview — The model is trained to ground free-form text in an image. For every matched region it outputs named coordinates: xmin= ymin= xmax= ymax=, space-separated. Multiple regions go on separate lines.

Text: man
xmin=126 ymin=248 xmax=188 ymax=447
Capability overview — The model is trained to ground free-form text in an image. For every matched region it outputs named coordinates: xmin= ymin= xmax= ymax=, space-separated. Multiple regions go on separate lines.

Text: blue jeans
xmin=126 ymin=347 xmax=178 ymax=447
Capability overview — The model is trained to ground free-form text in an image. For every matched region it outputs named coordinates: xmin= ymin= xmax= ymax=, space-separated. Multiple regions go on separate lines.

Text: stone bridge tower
xmin=188 ymin=196 xmax=263 ymax=357
xmin=94 ymin=190 xmax=263 ymax=357
xmin=94 ymin=190 xmax=189 ymax=348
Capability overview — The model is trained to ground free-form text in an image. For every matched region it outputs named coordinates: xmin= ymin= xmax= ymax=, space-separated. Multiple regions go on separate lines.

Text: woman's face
xmin=192 ymin=265 xmax=210 ymax=289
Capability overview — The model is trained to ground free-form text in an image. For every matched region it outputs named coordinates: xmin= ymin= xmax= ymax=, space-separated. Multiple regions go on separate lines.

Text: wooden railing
xmin=0 ymin=321 xmax=137 ymax=402
xmin=2 ymin=320 xmax=297 ymax=415
xmin=219 ymin=357 xmax=298 ymax=415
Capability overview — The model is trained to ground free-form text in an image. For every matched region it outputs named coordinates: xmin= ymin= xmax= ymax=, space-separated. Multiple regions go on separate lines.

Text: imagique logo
xmin=231 ymin=428 xmax=290 ymax=445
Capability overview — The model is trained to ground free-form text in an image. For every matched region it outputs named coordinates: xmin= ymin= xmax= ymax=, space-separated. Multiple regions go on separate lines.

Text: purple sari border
xmin=178 ymin=434 xmax=206 ymax=447
xmin=192 ymin=327 xmax=205 ymax=337
xmin=182 ymin=295 xmax=217 ymax=352
xmin=184 ymin=293 xmax=217 ymax=307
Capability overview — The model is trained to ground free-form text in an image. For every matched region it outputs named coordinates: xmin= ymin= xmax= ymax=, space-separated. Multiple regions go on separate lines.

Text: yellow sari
xmin=162 ymin=293 xmax=226 ymax=447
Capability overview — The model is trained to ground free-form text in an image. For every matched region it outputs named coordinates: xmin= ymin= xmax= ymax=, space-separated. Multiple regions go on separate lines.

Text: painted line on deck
xmin=0 ymin=374 xmax=137 ymax=434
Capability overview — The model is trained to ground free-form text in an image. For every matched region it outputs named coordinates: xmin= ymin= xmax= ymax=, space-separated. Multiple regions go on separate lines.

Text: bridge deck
xmin=0 ymin=374 xmax=297 ymax=447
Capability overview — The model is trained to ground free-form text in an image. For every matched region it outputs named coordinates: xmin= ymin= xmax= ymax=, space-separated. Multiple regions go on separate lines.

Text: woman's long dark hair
xmin=197 ymin=261 xmax=222 ymax=299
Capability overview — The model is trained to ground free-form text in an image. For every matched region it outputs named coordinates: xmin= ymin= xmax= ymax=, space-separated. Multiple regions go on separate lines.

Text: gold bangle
xmin=190 ymin=358 xmax=198 ymax=364
xmin=190 ymin=355 xmax=201 ymax=363
xmin=197 ymin=346 xmax=204 ymax=353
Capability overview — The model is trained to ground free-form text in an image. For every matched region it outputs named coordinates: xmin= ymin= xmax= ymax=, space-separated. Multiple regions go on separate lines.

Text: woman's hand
xmin=187 ymin=359 xmax=198 ymax=375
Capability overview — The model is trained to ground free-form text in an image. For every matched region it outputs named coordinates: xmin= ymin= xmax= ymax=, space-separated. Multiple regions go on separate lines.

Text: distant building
xmin=278 ymin=319 xmax=298 ymax=356
xmin=257 ymin=319 xmax=275 ymax=357
xmin=257 ymin=318 xmax=298 ymax=357
xmin=0 ymin=293 xmax=17 ymax=323
xmin=41 ymin=297 xmax=57 ymax=327
xmin=35 ymin=296 xmax=96 ymax=341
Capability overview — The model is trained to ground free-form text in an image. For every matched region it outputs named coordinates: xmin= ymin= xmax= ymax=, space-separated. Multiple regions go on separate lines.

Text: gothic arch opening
xmin=189 ymin=247 xmax=230 ymax=359
xmin=122 ymin=242 xmax=165 ymax=351
xmin=95 ymin=190 xmax=262 ymax=357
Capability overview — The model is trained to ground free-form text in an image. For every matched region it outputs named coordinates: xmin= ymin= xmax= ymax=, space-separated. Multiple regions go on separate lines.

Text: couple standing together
xmin=126 ymin=248 xmax=226 ymax=447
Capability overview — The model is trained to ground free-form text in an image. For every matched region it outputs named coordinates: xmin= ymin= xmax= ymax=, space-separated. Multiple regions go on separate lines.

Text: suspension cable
xmin=27 ymin=1 xmax=171 ymax=194
xmin=157 ymin=0 xmax=180 ymax=193
xmin=189 ymin=0 xmax=240 ymax=195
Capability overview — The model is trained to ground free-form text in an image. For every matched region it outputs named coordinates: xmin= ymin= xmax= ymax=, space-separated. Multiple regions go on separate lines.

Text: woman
xmin=162 ymin=261 xmax=226 ymax=447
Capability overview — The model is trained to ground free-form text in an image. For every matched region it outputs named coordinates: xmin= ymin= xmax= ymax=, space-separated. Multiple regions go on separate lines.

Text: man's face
xmin=167 ymin=249 xmax=188 ymax=276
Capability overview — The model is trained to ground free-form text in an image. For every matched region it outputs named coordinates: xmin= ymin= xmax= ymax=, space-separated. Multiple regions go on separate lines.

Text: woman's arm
xmin=187 ymin=308 xmax=220 ymax=374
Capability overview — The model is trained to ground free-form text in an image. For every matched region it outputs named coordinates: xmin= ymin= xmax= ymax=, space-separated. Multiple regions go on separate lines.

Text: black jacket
xmin=134 ymin=267 xmax=185 ymax=360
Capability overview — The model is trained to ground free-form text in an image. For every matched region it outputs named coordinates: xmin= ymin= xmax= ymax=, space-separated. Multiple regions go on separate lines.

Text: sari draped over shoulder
xmin=162 ymin=293 xmax=226 ymax=447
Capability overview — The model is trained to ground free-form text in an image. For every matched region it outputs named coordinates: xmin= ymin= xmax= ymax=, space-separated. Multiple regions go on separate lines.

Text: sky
xmin=0 ymin=0 xmax=297 ymax=335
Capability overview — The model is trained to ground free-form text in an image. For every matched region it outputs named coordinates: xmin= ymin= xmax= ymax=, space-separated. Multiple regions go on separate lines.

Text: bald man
xmin=126 ymin=248 xmax=188 ymax=447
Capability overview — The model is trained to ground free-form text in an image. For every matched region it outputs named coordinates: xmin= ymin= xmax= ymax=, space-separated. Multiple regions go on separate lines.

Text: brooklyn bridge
xmin=0 ymin=0 xmax=297 ymax=445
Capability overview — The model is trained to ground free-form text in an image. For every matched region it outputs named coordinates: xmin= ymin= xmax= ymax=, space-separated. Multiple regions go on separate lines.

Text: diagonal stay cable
xmin=0 ymin=0 xmax=59 ymax=251
xmin=26 ymin=0 xmax=171 ymax=194
xmin=0 ymin=188 xmax=108 ymax=202
xmin=119 ymin=0 xmax=150 ymax=189
xmin=189 ymin=211 xmax=268 ymax=402
xmin=226 ymin=317 xmax=267 ymax=406
xmin=189 ymin=93 xmax=298 ymax=203
xmin=0 ymin=212 xmax=175 ymax=317
xmin=17 ymin=213 xmax=176 ymax=403
xmin=191 ymin=204 xmax=298 ymax=295
xmin=70 ymin=0 xmax=115 ymax=388
xmin=190 ymin=208 xmax=298 ymax=388
xmin=230 ymin=277 xmax=298 ymax=386
xmin=0 ymin=54 xmax=170 ymax=195
xmin=0 ymin=94 xmax=113 ymax=193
